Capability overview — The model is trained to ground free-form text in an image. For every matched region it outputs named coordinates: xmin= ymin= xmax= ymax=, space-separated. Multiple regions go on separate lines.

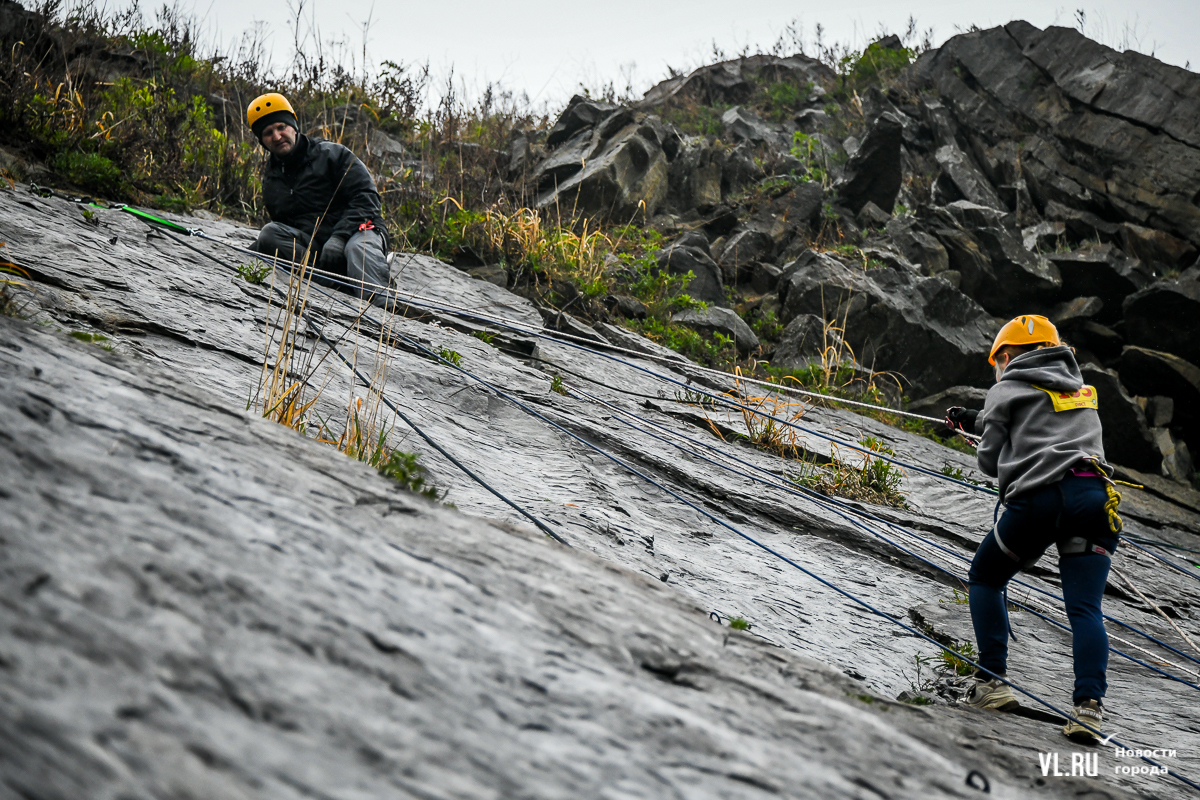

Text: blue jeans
xmin=967 ymin=475 xmax=1118 ymax=704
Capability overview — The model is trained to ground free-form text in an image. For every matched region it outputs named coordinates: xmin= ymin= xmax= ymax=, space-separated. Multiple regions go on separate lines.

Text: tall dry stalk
xmin=253 ymin=247 xmax=322 ymax=431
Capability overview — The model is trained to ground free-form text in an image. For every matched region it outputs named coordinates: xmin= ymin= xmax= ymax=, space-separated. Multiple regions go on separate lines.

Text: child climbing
xmin=945 ymin=314 xmax=1122 ymax=744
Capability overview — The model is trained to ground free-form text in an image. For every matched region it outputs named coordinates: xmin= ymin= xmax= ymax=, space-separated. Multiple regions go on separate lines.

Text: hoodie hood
xmin=1000 ymin=345 xmax=1083 ymax=392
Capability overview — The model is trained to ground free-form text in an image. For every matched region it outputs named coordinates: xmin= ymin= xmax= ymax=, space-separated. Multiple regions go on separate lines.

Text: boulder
xmin=749 ymin=262 xmax=783 ymax=295
xmin=721 ymin=142 xmax=765 ymax=194
xmin=1049 ymin=296 xmax=1102 ymax=327
xmin=1120 ymin=224 xmax=1198 ymax=273
xmin=771 ymin=314 xmax=842 ymax=371
xmin=926 ymin=208 xmax=1060 ymax=313
xmin=1042 ymin=200 xmax=1122 ymax=240
xmin=718 ymin=229 xmax=774 ymax=284
xmin=834 ymin=112 xmax=904 ymax=214
xmin=1022 ymin=221 xmax=1066 ymax=252
xmin=665 ymin=140 xmax=724 ymax=211
xmin=671 ymin=306 xmax=760 ymax=355
xmin=603 ymin=294 xmax=648 ymax=320
xmin=1065 ymin=320 xmax=1123 ymax=363
xmin=1047 ymin=244 xmax=1153 ymax=321
xmin=795 ymin=108 xmax=832 ymax=133
xmin=536 ymin=118 xmax=669 ymax=221
xmin=641 ymin=54 xmax=835 ymax=109
xmin=778 ymin=256 xmax=998 ymax=395
xmin=885 ymin=217 xmax=950 ymax=276
xmin=1079 ymin=364 xmax=1162 ymax=472
xmin=1144 ymin=395 xmax=1174 ymax=428
xmin=934 ymin=143 xmax=1006 ymax=210
xmin=1151 ymin=427 xmax=1195 ymax=485
xmin=721 ymin=106 xmax=782 ymax=147
xmin=547 ymin=95 xmax=617 ymax=146
xmin=763 ymin=182 xmax=825 ymax=229
xmin=1122 ymin=276 xmax=1200 ymax=366
xmin=655 ymin=240 xmax=726 ymax=307
xmin=1117 ymin=346 xmax=1200 ymax=451
xmin=856 ymin=201 xmax=891 ymax=230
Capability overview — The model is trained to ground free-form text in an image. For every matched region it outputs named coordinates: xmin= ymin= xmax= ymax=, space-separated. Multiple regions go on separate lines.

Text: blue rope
xmin=158 ymin=230 xmax=568 ymax=547
xmin=170 ymin=231 xmax=1199 ymax=791
xmin=571 ymin=383 xmax=1200 ymax=687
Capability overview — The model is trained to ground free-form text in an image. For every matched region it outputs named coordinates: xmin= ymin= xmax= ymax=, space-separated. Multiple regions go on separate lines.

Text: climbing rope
xmin=146 ymin=226 xmax=568 ymax=548
xmin=174 ymin=224 xmax=1200 ymax=589
xmin=18 ymin=194 xmax=1200 ymax=784
xmin=567 ymin=381 xmax=1200 ymax=683
xmin=137 ymin=219 xmax=1198 ymax=789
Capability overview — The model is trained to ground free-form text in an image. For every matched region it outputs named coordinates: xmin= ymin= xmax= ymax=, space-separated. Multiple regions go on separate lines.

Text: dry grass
xmin=252 ymin=245 xmax=322 ymax=431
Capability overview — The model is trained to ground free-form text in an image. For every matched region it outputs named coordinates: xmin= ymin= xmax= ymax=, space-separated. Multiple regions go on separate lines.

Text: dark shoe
xmin=1063 ymin=699 xmax=1103 ymax=743
xmin=963 ymin=673 xmax=1018 ymax=711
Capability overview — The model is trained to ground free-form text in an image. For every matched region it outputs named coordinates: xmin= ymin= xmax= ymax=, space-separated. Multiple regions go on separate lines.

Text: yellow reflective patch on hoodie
xmin=1033 ymin=384 xmax=1098 ymax=411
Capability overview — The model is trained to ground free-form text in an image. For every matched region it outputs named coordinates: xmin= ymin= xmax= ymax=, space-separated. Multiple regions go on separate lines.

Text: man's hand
xmin=318 ymin=234 xmax=347 ymax=272
xmin=945 ymin=406 xmax=979 ymax=434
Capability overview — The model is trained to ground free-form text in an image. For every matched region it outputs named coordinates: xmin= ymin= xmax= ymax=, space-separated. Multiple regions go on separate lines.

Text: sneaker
xmin=1063 ymin=699 xmax=1103 ymax=743
xmin=963 ymin=673 xmax=1019 ymax=711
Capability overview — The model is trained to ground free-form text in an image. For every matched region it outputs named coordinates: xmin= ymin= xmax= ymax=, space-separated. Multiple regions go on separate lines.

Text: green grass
xmin=376 ymin=450 xmax=442 ymax=500
xmin=236 ymin=260 xmax=271 ymax=285
xmin=436 ymin=347 xmax=463 ymax=367
xmin=729 ymin=616 xmax=750 ymax=630
xmin=939 ymin=641 xmax=978 ymax=677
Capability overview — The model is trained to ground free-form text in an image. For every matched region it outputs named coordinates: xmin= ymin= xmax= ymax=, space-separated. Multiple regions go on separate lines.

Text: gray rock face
xmin=1079 ymin=364 xmax=1163 ymax=473
xmin=721 ymin=105 xmax=782 ymax=147
xmin=671 ymin=306 xmax=759 ymax=354
xmin=547 ymin=94 xmax=618 ymax=145
xmin=918 ymin=23 xmax=1200 ymax=248
xmin=834 ymin=112 xmax=904 ymax=214
xmin=2 ymin=187 xmax=1198 ymax=798
xmin=934 ymin=142 xmax=1006 ymax=210
xmin=886 ymin=216 xmax=950 ymax=275
xmin=718 ymin=229 xmax=774 ymax=284
xmin=1118 ymin=346 xmax=1200 ymax=457
xmin=778 ymin=254 xmax=998 ymax=394
xmin=1048 ymin=244 xmax=1153 ymax=321
xmin=641 ymin=53 xmax=835 ymax=108
xmin=771 ymin=313 xmax=842 ymax=371
xmin=656 ymin=239 xmax=726 ymax=307
xmin=536 ymin=111 xmax=670 ymax=220
xmin=1122 ymin=276 xmax=1200 ymax=367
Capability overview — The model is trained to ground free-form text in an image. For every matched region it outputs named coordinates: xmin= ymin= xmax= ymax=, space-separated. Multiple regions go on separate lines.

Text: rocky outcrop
xmin=1122 ymin=276 xmax=1200 ymax=367
xmin=656 ymin=235 xmax=726 ymax=307
xmin=3 ymin=185 xmax=1198 ymax=799
xmin=834 ymin=112 xmax=904 ymax=214
xmin=778 ymin=253 xmax=997 ymax=395
xmin=535 ymin=106 xmax=675 ymax=220
xmin=671 ymin=306 xmax=759 ymax=354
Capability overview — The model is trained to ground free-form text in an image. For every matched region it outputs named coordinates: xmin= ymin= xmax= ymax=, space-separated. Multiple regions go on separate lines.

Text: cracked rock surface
xmin=3 ymin=186 xmax=1200 ymax=797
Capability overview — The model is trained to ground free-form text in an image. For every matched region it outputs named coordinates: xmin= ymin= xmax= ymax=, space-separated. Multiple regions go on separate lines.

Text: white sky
xmin=136 ymin=0 xmax=1198 ymax=111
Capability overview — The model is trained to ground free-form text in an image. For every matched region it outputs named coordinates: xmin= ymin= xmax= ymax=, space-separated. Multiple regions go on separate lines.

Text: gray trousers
xmin=255 ymin=221 xmax=391 ymax=306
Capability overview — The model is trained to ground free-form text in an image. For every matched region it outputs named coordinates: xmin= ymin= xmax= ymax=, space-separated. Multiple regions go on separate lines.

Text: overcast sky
xmin=144 ymin=0 xmax=1197 ymax=111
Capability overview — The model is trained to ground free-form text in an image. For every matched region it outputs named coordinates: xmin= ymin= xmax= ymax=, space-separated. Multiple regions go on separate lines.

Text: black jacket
xmin=261 ymin=134 xmax=384 ymax=248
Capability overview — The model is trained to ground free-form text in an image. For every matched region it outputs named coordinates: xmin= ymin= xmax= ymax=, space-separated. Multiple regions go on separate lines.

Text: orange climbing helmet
xmin=989 ymin=314 xmax=1061 ymax=365
xmin=246 ymin=92 xmax=298 ymax=139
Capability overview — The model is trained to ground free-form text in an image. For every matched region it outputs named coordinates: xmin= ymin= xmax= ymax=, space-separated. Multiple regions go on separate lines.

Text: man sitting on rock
xmin=246 ymin=92 xmax=391 ymax=305
xmin=946 ymin=314 xmax=1119 ymax=744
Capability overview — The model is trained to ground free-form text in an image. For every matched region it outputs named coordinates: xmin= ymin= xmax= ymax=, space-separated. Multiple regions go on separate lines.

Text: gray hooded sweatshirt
xmin=975 ymin=346 xmax=1109 ymax=501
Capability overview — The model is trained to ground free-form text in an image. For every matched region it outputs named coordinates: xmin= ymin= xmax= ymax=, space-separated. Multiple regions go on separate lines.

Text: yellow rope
xmin=1105 ymin=482 xmax=1124 ymax=534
